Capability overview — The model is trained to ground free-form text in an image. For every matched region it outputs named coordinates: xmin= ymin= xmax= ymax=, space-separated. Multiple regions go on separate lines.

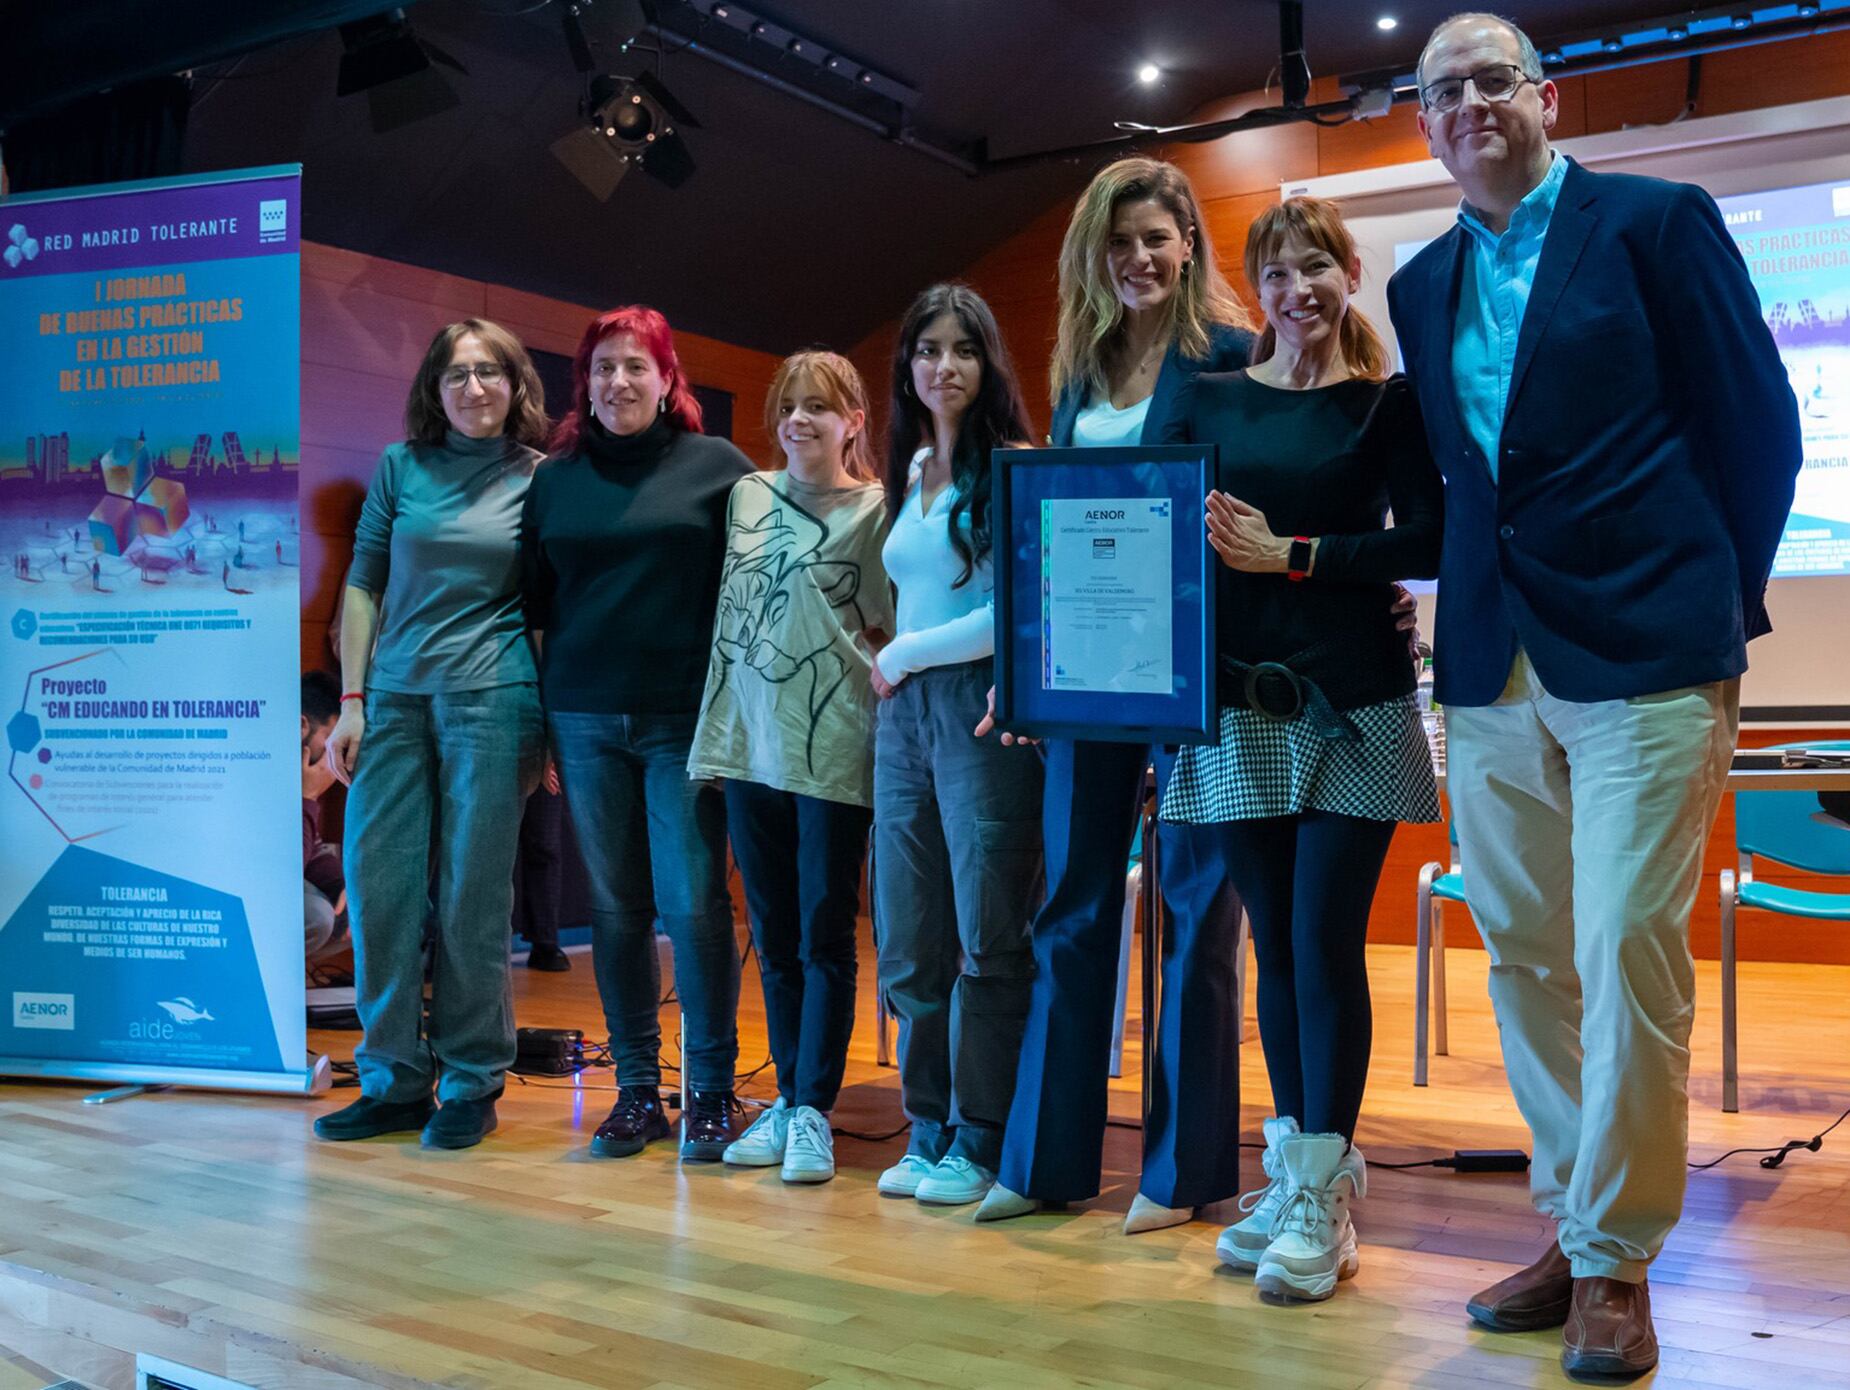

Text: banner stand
xmin=1 ymin=165 xmax=312 ymax=1098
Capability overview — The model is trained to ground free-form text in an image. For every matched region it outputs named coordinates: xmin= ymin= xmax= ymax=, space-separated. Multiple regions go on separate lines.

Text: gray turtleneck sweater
xmin=348 ymin=429 xmax=542 ymax=693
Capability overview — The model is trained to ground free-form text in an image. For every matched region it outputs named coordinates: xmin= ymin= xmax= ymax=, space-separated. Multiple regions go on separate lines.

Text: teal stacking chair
xmin=1413 ymin=819 xmax=1467 ymax=1087
xmin=1719 ymin=741 xmax=1850 ymax=1112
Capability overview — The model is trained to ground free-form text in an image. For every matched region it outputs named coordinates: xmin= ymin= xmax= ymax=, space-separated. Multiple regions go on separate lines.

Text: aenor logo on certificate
xmin=1040 ymin=498 xmax=1174 ymax=693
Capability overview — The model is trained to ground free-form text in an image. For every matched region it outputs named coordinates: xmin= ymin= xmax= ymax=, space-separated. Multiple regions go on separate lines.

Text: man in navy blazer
xmin=1387 ymin=13 xmax=1801 ymax=1381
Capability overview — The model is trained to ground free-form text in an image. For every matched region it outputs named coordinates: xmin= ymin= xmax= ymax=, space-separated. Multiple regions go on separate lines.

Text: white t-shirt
xmin=1072 ymin=394 xmax=1152 ymax=449
xmin=876 ymin=447 xmax=994 ymax=681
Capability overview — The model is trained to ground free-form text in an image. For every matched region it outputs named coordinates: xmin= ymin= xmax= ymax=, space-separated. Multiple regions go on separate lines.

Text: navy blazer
xmin=1387 ymin=157 xmax=1801 ymax=707
xmin=1048 ymin=321 xmax=1254 ymax=447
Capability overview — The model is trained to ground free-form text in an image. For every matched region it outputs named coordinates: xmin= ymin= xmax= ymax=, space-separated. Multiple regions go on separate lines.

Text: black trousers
xmin=1211 ymin=810 xmax=1396 ymax=1141
xmin=512 ymin=786 xmax=564 ymax=950
xmin=725 ymin=778 xmax=872 ymax=1112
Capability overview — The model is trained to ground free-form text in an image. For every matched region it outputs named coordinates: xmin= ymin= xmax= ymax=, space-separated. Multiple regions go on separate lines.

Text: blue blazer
xmin=1387 ymin=158 xmax=1801 ymax=707
xmin=1048 ymin=321 xmax=1254 ymax=447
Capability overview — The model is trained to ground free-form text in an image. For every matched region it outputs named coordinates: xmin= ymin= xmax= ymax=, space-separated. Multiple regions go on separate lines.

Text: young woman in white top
xmin=871 ymin=283 xmax=1045 ymax=1207
xmin=688 ymin=350 xmax=893 ymax=1185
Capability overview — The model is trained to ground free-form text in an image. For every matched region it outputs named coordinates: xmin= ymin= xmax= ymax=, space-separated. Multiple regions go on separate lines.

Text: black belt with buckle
xmin=1220 ymin=652 xmax=1359 ymax=741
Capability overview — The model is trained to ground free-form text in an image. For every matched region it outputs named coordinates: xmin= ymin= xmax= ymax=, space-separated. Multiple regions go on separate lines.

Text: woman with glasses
xmin=317 ymin=318 xmax=550 ymax=1151
xmin=522 ymin=306 xmax=753 ymax=1163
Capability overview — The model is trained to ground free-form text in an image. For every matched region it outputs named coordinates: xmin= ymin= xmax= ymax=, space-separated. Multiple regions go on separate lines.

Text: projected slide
xmin=1392 ymin=174 xmax=1850 ymax=578
xmin=1727 ymin=178 xmax=1850 ymax=577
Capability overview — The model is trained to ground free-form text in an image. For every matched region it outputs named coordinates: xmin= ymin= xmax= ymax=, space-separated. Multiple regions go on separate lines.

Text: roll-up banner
xmin=0 ymin=164 xmax=326 ymax=1094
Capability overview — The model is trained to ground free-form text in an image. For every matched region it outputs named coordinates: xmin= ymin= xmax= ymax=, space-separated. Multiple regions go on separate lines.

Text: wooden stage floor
xmin=3 ymin=939 xmax=1848 ymax=1390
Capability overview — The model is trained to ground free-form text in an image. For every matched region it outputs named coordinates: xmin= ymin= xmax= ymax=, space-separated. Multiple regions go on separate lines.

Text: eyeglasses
xmin=1419 ymin=63 xmax=1536 ymax=114
xmin=440 ymin=363 xmax=506 ymax=390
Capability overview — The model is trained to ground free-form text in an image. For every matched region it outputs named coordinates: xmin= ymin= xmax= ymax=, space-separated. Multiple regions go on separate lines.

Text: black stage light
xmin=551 ymin=70 xmax=700 ymax=200
xmin=335 ymin=9 xmax=467 ymax=133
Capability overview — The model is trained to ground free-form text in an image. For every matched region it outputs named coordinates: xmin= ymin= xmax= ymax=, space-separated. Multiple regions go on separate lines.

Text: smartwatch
xmin=1287 ymin=536 xmax=1313 ymax=583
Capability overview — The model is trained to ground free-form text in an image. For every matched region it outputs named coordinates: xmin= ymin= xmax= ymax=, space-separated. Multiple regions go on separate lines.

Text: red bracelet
xmin=340 ymin=692 xmax=364 ymax=703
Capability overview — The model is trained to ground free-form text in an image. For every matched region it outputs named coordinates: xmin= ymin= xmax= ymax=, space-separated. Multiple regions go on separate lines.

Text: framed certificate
xmin=992 ymin=443 xmax=1217 ymax=744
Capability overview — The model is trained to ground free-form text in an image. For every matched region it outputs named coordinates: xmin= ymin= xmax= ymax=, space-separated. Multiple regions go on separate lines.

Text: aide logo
xmin=3 ymin=224 xmax=41 ymax=271
xmin=13 ymin=992 xmax=75 ymax=1030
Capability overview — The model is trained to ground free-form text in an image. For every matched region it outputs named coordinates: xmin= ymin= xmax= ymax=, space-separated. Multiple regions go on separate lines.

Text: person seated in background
xmin=302 ymin=669 xmax=349 ymax=969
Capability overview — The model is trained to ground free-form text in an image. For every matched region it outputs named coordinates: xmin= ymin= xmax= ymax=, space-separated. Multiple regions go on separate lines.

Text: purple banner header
xmin=1 ymin=173 xmax=300 ymax=280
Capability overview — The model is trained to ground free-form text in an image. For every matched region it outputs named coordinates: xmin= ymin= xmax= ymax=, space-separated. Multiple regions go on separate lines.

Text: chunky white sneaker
xmin=1216 ymin=1115 xmax=1301 ymax=1270
xmin=1254 ymin=1133 xmax=1363 ymax=1303
xmin=914 ymin=1155 xmax=996 ymax=1206
xmin=780 ymin=1106 xmax=835 ymax=1184
xmin=877 ymin=1153 xmax=937 ymax=1196
xmin=722 ymin=1097 xmax=789 ymax=1167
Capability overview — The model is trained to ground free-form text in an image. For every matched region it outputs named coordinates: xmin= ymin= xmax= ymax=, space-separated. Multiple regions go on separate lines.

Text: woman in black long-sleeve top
xmin=1161 ymin=197 xmax=1442 ymax=1304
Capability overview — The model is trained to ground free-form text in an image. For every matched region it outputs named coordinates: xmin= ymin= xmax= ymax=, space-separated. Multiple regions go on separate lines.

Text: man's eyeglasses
xmin=1419 ymin=63 xmax=1537 ymax=114
xmin=440 ymin=363 xmax=507 ymax=391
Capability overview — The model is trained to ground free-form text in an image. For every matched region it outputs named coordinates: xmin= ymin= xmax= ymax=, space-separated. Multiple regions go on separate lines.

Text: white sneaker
xmin=1254 ymin=1133 xmax=1363 ymax=1303
xmin=722 ymin=1097 xmax=789 ymax=1167
xmin=914 ymin=1155 xmax=995 ymax=1206
xmin=780 ymin=1106 xmax=835 ymax=1184
xmin=1216 ymin=1115 xmax=1300 ymax=1270
xmin=877 ymin=1153 xmax=936 ymax=1196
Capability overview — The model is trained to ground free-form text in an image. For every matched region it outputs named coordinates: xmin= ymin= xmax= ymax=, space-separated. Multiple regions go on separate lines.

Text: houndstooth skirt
xmin=1161 ymin=692 xmax=1441 ymax=825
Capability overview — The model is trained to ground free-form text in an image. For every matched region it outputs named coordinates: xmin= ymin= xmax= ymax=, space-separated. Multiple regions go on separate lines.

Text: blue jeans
xmin=549 ymin=710 xmax=739 ymax=1091
xmin=725 ymin=779 xmax=870 ymax=1112
xmin=345 ymin=684 xmax=543 ymax=1103
xmin=873 ymin=659 xmax=1044 ymax=1170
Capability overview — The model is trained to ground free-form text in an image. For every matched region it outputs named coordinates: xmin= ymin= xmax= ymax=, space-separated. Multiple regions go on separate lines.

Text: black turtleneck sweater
xmin=521 ymin=419 xmax=753 ymax=714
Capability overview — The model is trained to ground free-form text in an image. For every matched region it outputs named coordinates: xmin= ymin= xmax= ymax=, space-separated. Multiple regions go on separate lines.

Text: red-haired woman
xmin=521 ymin=306 xmax=753 ymax=1162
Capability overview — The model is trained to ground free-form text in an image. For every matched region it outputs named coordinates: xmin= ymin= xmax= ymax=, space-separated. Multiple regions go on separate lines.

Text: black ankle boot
xmin=591 ymin=1085 xmax=671 ymax=1157
xmin=680 ymin=1088 xmax=738 ymax=1162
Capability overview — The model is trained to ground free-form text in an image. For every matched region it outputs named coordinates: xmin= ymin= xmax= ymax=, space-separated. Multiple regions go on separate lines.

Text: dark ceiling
xmin=77 ymin=2 xmax=1689 ymax=353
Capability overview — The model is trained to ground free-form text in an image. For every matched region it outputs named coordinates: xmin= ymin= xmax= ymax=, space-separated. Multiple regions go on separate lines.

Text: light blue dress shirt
xmin=1452 ymin=151 xmax=1568 ymax=481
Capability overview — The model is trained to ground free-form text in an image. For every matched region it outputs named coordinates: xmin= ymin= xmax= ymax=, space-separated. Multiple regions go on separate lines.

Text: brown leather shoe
xmin=1466 ymin=1239 xmax=1574 ymax=1331
xmin=1562 ymin=1276 xmax=1657 ymax=1380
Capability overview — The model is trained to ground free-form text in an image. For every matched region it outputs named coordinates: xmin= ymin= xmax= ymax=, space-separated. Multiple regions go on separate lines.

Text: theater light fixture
xmin=1376 ymin=15 xmax=1398 ymax=31
xmin=334 ymin=8 xmax=467 ymax=132
xmin=1137 ymin=62 xmax=1161 ymax=84
xmin=1732 ymin=13 xmax=1754 ymax=28
xmin=550 ymin=69 xmax=700 ymax=201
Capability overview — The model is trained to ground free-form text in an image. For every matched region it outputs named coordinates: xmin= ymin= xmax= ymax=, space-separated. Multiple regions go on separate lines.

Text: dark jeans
xmin=549 ymin=710 xmax=739 ymax=1091
xmin=725 ymin=779 xmax=871 ymax=1112
xmin=1212 ymin=810 xmax=1397 ymax=1140
xmin=873 ymin=659 xmax=1045 ymax=1170
xmin=1001 ymin=738 xmax=1244 ymax=1207
xmin=345 ymin=684 xmax=543 ymax=1103
xmin=513 ymin=785 xmax=564 ymax=949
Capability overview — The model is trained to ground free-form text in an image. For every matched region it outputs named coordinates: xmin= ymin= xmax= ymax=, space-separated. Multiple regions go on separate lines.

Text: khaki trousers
xmin=1446 ymin=652 xmax=1738 ymax=1282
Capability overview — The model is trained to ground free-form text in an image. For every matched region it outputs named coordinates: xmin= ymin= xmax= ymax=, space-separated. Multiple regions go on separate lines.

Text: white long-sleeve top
xmin=876 ymin=449 xmax=994 ymax=681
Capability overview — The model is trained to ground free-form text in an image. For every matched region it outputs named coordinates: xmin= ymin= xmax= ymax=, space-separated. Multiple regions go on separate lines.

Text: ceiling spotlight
xmin=824 ymin=54 xmax=844 ymax=70
xmin=1798 ymin=1 xmax=1820 ymax=14
xmin=711 ymin=3 xmax=729 ymax=15
xmin=787 ymin=37 xmax=805 ymax=54
xmin=1541 ymin=48 xmax=1564 ymax=65
xmin=335 ymin=10 xmax=466 ymax=133
xmin=1668 ymin=24 xmax=1689 ymax=39
xmin=553 ymin=70 xmax=701 ymax=200
xmin=1137 ymin=62 xmax=1161 ymax=84
xmin=1602 ymin=36 xmax=1624 ymax=53
xmin=750 ymin=20 xmax=767 ymax=36
xmin=1731 ymin=13 xmax=1753 ymax=29
xmin=857 ymin=69 xmax=874 ymax=84
xmin=1376 ymin=15 xmax=1398 ymax=32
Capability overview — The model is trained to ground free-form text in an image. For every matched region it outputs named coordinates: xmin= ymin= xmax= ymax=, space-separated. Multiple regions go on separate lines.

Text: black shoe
xmin=525 ymin=944 xmax=571 ymax=972
xmin=421 ymin=1096 xmax=499 ymax=1150
xmin=681 ymin=1088 xmax=739 ymax=1162
xmin=313 ymin=1094 xmax=433 ymax=1141
xmin=590 ymin=1085 xmax=671 ymax=1157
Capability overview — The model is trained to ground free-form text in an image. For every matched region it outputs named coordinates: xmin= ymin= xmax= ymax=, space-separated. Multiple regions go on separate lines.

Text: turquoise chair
xmin=1413 ymin=819 xmax=1467 ymax=1087
xmin=1719 ymin=741 xmax=1850 ymax=1112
